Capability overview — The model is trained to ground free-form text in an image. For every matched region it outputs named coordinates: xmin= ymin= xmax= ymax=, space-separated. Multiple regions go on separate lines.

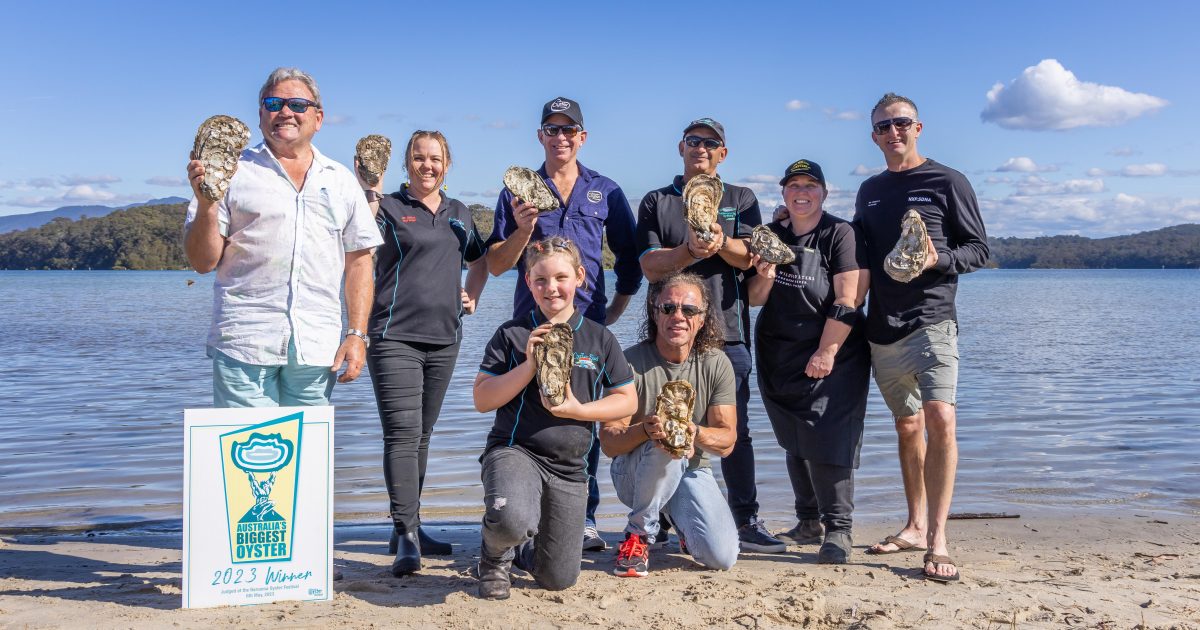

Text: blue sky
xmin=1 ymin=1 xmax=1196 ymax=237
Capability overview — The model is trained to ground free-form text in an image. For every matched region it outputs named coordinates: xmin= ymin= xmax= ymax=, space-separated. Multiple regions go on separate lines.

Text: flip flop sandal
xmin=922 ymin=552 xmax=961 ymax=583
xmin=865 ymin=534 xmax=927 ymax=555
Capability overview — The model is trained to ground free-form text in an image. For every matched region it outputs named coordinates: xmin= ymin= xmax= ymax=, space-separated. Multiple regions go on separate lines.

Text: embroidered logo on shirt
xmin=401 ymin=216 xmax=417 ymax=223
xmin=718 ymin=207 xmax=737 ymax=220
xmin=572 ymin=352 xmax=600 ymax=370
xmin=587 ymin=190 xmax=602 ymax=203
xmin=908 ymin=196 xmax=933 ymax=203
xmin=867 ymin=200 xmax=880 ymax=207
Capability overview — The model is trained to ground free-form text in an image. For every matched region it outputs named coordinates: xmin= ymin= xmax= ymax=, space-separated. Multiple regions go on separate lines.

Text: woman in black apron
xmin=748 ymin=159 xmax=870 ymax=564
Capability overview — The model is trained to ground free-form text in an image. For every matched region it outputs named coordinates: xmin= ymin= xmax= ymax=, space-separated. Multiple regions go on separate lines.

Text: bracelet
xmin=719 ymin=233 xmax=728 ymax=251
xmin=686 ymin=243 xmax=704 ymax=260
xmin=642 ymin=422 xmax=651 ymax=439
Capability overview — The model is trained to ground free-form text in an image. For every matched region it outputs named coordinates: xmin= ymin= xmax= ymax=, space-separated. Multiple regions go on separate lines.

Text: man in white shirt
xmin=184 ymin=67 xmax=382 ymax=407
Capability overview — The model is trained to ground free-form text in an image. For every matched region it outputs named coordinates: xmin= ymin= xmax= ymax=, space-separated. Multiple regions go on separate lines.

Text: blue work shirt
xmin=487 ymin=161 xmax=642 ymax=323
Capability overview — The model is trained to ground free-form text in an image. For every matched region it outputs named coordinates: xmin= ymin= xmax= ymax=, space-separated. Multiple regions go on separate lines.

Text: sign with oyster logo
xmin=183 ymin=406 xmax=333 ymax=609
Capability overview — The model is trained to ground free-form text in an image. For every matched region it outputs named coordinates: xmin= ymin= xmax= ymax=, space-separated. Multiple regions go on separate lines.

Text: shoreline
xmin=2 ymin=512 xmax=1197 ymax=628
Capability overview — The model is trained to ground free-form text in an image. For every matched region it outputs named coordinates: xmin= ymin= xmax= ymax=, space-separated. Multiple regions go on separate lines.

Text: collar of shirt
xmin=537 ymin=161 xmax=596 ymax=208
xmin=528 ymin=307 xmax=586 ymax=332
xmin=671 ymin=174 xmax=726 ymax=196
xmin=397 ymin=183 xmax=450 ymax=215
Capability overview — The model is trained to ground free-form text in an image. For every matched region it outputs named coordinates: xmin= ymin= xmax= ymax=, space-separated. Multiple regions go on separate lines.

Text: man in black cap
xmin=635 ymin=118 xmax=786 ymax=553
xmin=486 ymin=96 xmax=643 ymax=552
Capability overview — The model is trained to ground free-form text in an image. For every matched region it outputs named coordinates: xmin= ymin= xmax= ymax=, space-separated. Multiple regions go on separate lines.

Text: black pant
xmin=368 ymin=338 xmax=459 ymax=533
xmin=787 ymin=454 xmax=854 ymax=533
xmin=721 ymin=342 xmax=759 ymax=525
xmin=585 ymin=432 xmax=600 ymax=526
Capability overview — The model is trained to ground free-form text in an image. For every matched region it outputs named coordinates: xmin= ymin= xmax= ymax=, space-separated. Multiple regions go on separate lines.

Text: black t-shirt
xmin=853 ymin=159 xmax=989 ymax=345
xmin=636 ymin=176 xmax=761 ymax=345
xmin=478 ymin=308 xmax=634 ymax=481
xmin=369 ymin=186 xmax=487 ymax=345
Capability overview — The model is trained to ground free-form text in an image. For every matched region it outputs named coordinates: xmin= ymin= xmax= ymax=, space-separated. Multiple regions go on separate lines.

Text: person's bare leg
xmin=868 ymin=411 xmax=928 ymax=552
xmin=922 ymin=400 xmax=958 ymax=579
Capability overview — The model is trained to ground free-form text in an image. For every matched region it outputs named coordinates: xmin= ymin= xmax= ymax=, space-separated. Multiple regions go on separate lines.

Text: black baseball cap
xmin=779 ymin=159 xmax=826 ymax=187
xmin=683 ymin=117 xmax=726 ymax=144
xmin=541 ymin=97 xmax=583 ymax=127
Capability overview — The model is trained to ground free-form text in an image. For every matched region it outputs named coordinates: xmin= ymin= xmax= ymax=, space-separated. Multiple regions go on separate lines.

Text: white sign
xmin=183 ymin=406 xmax=334 ymax=609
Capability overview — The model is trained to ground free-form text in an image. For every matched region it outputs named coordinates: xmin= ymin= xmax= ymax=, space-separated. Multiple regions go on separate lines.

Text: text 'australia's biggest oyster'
xmin=504 ymin=166 xmax=560 ymax=212
xmin=191 ymin=115 xmax=251 ymax=202
xmin=884 ymin=209 xmax=929 ymax=283
xmin=749 ymin=224 xmax=796 ymax=265
xmin=534 ymin=322 xmax=574 ymax=407
xmin=656 ymin=380 xmax=696 ymax=458
xmin=682 ymin=174 xmax=722 ymax=242
xmin=355 ymin=134 xmax=392 ymax=187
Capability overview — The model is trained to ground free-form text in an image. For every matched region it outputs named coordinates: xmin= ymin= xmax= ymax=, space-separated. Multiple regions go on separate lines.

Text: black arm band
xmin=827 ymin=303 xmax=858 ymax=325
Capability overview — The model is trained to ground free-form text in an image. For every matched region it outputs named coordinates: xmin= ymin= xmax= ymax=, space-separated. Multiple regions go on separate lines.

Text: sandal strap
xmin=923 ymin=552 xmax=956 ymax=565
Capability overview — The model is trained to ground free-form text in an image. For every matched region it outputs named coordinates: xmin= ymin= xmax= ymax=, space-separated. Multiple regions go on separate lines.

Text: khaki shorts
xmin=869 ymin=320 xmax=959 ymax=417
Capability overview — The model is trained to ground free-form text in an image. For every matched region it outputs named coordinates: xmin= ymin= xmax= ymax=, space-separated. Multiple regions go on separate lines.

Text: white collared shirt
xmin=186 ymin=142 xmax=383 ymax=366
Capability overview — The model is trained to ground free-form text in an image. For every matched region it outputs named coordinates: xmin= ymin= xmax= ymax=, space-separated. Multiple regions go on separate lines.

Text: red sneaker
xmin=613 ymin=533 xmax=649 ymax=577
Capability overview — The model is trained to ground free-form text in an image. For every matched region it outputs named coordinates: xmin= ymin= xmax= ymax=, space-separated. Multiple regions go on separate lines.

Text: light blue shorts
xmin=211 ymin=338 xmax=334 ymax=408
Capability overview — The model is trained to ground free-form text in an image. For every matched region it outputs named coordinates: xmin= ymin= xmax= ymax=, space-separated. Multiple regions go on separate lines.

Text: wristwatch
xmin=346 ymin=328 xmax=370 ymax=347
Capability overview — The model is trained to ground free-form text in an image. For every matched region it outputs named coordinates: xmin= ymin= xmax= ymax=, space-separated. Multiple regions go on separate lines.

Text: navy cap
xmin=541 ymin=97 xmax=583 ymax=127
xmin=779 ymin=159 xmax=826 ymax=188
xmin=683 ymin=117 xmax=726 ymax=144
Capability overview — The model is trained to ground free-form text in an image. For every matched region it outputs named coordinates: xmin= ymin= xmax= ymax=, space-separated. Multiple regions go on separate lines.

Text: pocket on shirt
xmin=314 ymin=187 xmax=344 ymax=239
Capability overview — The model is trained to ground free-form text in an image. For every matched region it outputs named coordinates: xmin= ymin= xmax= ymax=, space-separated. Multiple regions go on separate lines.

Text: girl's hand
xmin=545 ymin=383 xmax=583 ymax=419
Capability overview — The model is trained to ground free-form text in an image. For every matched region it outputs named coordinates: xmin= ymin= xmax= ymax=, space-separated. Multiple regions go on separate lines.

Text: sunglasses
xmin=541 ymin=124 xmax=582 ymax=137
xmin=683 ymin=135 xmax=723 ymax=150
xmin=655 ymin=303 xmax=705 ymax=317
xmin=261 ymin=97 xmax=321 ymax=113
xmin=872 ymin=117 xmax=916 ymax=135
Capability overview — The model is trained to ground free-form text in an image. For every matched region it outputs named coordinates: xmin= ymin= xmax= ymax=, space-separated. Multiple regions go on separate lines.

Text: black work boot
xmin=818 ymin=530 xmax=852 ymax=564
xmin=476 ymin=557 xmax=512 ymax=600
xmin=390 ymin=530 xmax=421 ymax=576
xmin=776 ymin=519 xmax=824 ymax=545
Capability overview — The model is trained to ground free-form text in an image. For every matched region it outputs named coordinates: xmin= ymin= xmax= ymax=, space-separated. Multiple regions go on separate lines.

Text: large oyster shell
xmin=682 ymin=174 xmax=722 ymax=242
xmin=884 ymin=209 xmax=929 ymax=283
xmin=534 ymin=322 xmax=574 ymax=407
xmin=354 ymin=134 xmax=392 ymax=186
xmin=190 ymin=115 xmax=250 ymax=202
xmin=503 ymin=166 xmax=559 ymax=213
xmin=656 ymin=380 xmax=696 ymax=458
xmin=750 ymin=224 xmax=795 ymax=265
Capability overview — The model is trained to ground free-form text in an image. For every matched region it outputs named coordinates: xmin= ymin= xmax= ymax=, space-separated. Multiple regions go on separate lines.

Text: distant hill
xmin=987 ymin=224 xmax=1200 ymax=269
xmin=0 ymin=197 xmax=188 ymax=234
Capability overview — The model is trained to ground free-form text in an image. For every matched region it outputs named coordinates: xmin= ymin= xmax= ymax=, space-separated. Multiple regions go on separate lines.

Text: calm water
xmin=0 ymin=269 xmax=1197 ymax=530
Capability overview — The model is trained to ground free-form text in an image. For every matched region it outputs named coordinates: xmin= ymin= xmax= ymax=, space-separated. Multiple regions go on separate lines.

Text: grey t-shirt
xmin=623 ymin=341 xmax=735 ymax=470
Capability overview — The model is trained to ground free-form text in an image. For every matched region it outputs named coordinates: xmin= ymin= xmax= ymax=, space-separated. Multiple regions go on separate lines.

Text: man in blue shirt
xmin=486 ymin=96 xmax=643 ymax=551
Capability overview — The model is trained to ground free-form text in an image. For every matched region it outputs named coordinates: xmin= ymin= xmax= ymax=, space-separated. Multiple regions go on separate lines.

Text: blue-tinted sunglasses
xmin=261 ymin=97 xmax=320 ymax=113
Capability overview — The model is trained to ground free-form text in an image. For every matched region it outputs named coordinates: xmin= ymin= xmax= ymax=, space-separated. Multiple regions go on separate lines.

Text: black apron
xmin=754 ymin=219 xmax=870 ymax=469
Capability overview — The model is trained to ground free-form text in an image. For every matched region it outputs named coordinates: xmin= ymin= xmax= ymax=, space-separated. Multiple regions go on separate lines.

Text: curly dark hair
xmin=639 ymin=272 xmax=725 ymax=357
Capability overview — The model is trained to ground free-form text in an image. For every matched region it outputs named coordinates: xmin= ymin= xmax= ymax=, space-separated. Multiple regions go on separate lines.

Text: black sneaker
xmin=583 ymin=524 xmax=608 ymax=552
xmin=738 ymin=517 xmax=787 ymax=553
xmin=613 ymin=533 xmax=650 ymax=577
xmin=776 ymin=519 xmax=824 ymax=545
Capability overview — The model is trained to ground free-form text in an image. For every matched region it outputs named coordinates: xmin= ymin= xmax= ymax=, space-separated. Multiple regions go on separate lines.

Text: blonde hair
xmin=404 ymin=130 xmax=452 ymax=180
xmin=524 ymin=236 xmax=583 ymax=271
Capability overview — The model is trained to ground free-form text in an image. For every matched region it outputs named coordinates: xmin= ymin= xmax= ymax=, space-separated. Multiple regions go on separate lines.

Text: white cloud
xmin=487 ymin=120 xmax=520 ymax=130
xmin=1120 ymin=163 xmax=1168 ymax=177
xmin=146 ymin=176 xmax=187 ymax=187
xmin=1108 ymin=146 xmax=1139 ymax=157
xmin=851 ymin=164 xmax=884 ymax=176
xmin=325 ymin=114 xmax=353 ymax=125
xmin=61 ymin=174 xmax=121 ymax=186
xmin=1012 ymin=175 xmax=1105 ymax=196
xmin=996 ymin=157 xmax=1058 ymax=173
xmin=982 ymin=193 xmax=1200 ymax=237
xmin=785 ymin=100 xmax=810 ymax=111
xmin=823 ymin=108 xmax=863 ymax=121
xmin=984 ymin=176 xmax=1013 ymax=185
xmin=1086 ymin=168 xmax=1107 ymax=177
xmin=62 ymin=185 xmax=118 ymax=203
xmin=981 ymin=59 xmax=1168 ymax=130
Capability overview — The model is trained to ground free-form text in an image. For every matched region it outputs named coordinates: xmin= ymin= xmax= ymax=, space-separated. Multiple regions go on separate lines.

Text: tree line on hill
xmin=1 ymin=201 xmax=1196 ymax=270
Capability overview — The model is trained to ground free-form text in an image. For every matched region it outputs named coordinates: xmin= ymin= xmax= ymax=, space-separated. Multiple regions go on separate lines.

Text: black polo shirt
xmin=369 ymin=185 xmax=487 ymax=345
xmin=636 ymin=176 xmax=762 ymax=345
xmin=478 ymin=308 xmax=634 ymax=481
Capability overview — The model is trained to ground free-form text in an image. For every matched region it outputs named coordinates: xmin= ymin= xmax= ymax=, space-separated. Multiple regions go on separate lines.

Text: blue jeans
xmin=721 ymin=342 xmax=759 ymax=525
xmin=610 ymin=442 xmax=738 ymax=570
xmin=211 ymin=338 xmax=333 ymax=407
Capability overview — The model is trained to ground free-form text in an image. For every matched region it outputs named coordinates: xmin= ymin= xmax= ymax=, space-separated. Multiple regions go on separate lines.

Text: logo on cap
xmin=550 ymin=99 xmax=571 ymax=112
xmin=587 ymin=190 xmax=602 ymax=203
xmin=789 ymin=160 xmax=811 ymax=172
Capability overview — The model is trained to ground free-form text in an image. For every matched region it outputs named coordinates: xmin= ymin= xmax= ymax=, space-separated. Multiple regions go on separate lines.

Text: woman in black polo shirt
xmin=358 ymin=130 xmax=489 ymax=576
xmin=747 ymin=159 xmax=870 ymax=565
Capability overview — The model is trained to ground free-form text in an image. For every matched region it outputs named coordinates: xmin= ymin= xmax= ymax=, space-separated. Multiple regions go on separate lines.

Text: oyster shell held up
xmin=504 ymin=166 xmax=560 ymax=212
xmin=884 ymin=209 xmax=929 ymax=283
xmin=534 ymin=323 xmax=574 ymax=407
xmin=749 ymin=224 xmax=795 ymax=265
xmin=355 ymin=134 xmax=392 ymax=187
xmin=190 ymin=115 xmax=251 ymax=202
xmin=656 ymin=380 xmax=696 ymax=458
xmin=682 ymin=174 xmax=722 ymax=242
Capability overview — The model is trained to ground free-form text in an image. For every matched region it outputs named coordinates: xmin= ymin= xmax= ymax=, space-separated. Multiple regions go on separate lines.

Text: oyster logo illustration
xmin=587 ymin=190 xmax=602 ymax=203
xmin=550 ymin=98 xmax=571 ymax=112
xmin=219 ymin=412 xmax=303 ymax=563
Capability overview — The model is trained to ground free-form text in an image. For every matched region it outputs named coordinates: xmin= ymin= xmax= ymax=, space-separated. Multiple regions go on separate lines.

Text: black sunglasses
xmin=683 ymin=135 xmax=723 ymax=150
xmin=541 ymin=124 xmax=582 ymax=137
xmin=872 ymin=117 xmax=916 ymax=135
xmin=261 ymin=97 xmax=321 ymax=113
xmin=656 ymin=303 xmax=705 ymax=317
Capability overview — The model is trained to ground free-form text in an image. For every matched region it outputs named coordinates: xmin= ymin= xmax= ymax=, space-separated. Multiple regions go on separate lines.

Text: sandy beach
xmin=2 ymin=512 xmax=1197 ymax=628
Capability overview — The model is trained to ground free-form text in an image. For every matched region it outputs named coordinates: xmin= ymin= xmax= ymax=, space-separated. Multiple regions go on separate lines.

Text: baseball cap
xmin=779 ymin=159 xmax=826 ymax=187
xmin=683 ymin=118 xmax=726 ymax=144
xmin=541 ymin=97 xmax=583 ymax=126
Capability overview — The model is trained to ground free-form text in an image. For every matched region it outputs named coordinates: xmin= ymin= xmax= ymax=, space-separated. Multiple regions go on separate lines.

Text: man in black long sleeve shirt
xmin=853 ymin=93 xmax=989 ymax=583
